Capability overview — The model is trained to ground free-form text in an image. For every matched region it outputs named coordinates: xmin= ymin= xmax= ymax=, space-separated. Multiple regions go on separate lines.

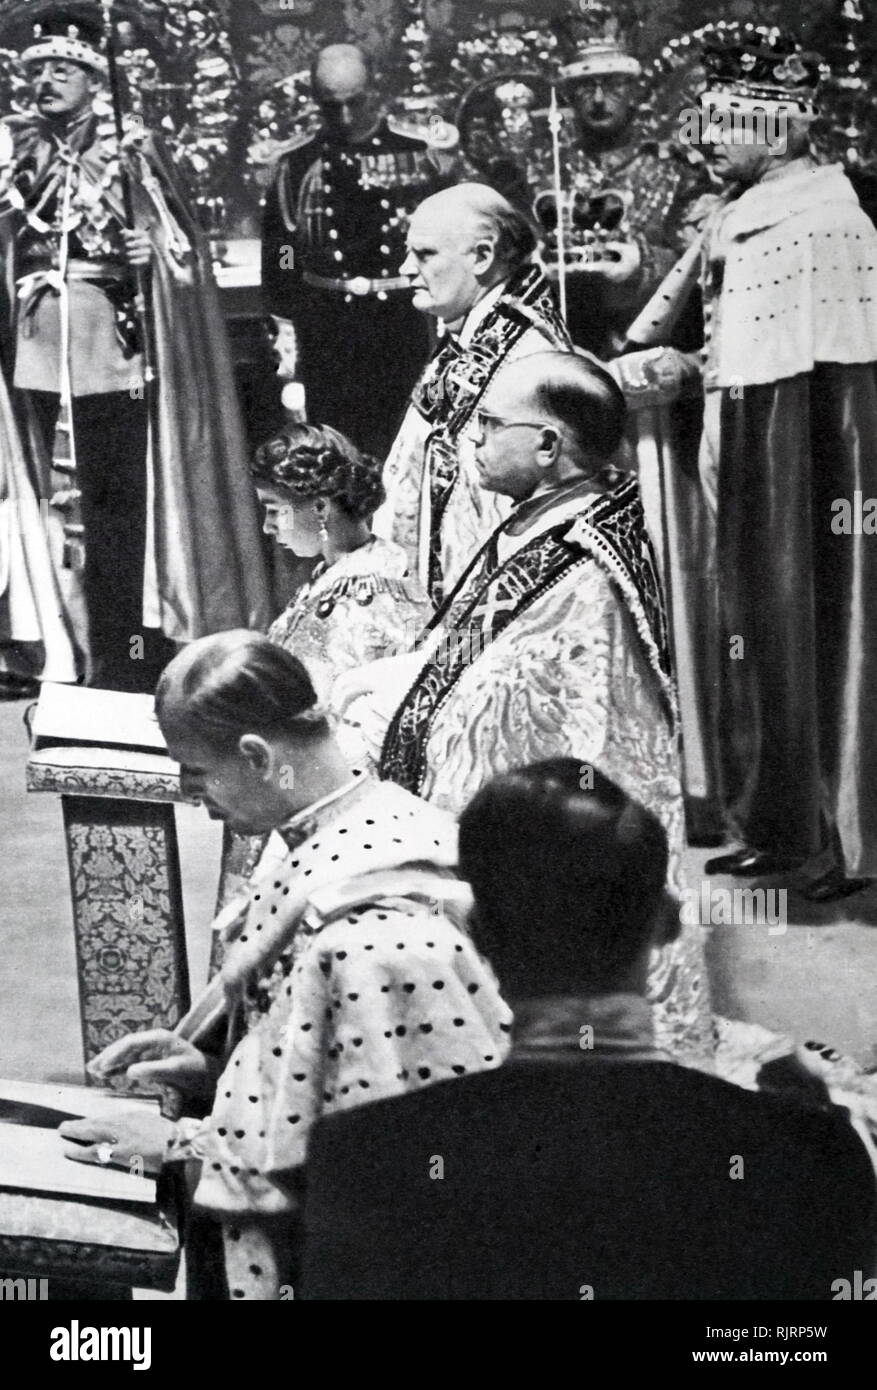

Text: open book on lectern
xmin=29 ymin=682 xmax=168 ymax=754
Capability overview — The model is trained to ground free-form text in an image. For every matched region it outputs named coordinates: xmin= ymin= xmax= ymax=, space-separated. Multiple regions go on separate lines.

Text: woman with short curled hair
xmin=252 ymin=423 xmax=433 ymax=720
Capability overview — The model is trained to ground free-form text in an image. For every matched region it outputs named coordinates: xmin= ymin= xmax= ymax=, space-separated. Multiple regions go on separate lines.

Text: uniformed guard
xmin=456 ymin=9 xmax=711 ymax=361
xmin=551 ymin=8 xmax=710 ymax=357
xmin=0 ymin=0 xmax=270 ymax=691
xmin=261 ymin=43 xmax=455 ymax=459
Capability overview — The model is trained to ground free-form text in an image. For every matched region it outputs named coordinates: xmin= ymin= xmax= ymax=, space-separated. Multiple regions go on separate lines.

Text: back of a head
xmin=473 ymin=187 xmax=537 ymax=277
xmin=458 ymin=759 xmax=668 ymax=997
xmin=527 ymin=351 xmax=628 ymax=464
xmin=155 ymin=630 xmax=328 ymax=752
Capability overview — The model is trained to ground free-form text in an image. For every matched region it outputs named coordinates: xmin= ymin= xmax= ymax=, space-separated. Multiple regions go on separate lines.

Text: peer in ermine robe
xmin=625 ymin=163 xmax=877 ymax=892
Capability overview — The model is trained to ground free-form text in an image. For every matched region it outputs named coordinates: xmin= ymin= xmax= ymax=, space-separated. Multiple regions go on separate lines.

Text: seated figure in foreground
xmin=63 ymin=633 xmax=510 ymax=1299
xmin=300 ymin=760 xmax=877 ymax=1300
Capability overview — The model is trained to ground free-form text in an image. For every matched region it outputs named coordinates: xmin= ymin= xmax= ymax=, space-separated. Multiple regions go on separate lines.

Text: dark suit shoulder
xmin=311 ymin=1058 xmax=872 ymax=1178
xmin=274 ymin=129 xmax=319 ymax=161
xmin=265 ymin=131 xmax=320 ymax=196
xmin=303 ymin=1060 xmax=876 ymax=1300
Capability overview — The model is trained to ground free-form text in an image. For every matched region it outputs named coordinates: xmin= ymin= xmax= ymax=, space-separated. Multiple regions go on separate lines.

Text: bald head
xmin=402 ymin=183 xmax=536 ymax=324
xmin=414 ymin=183 xmax=535 ymax=261
xmin=473 ymin=351 xmax=628 ymax=501
xmin=501 ymin=351 xmax=626 ymax=461
xmin=311 ymin=43 xmax=378 ymax=143
xmin=312 ymin=43 xmax=371 ymax=91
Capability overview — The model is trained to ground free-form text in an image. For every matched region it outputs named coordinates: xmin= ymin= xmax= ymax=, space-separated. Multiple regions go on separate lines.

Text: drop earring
xmin=318 ymin=516 xmax=329 ymax=545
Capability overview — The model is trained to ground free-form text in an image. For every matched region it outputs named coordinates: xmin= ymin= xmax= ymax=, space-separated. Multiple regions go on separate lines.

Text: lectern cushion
xmin=27 ymin=747 xmax=184 ymax=803
xmin=0 ymin=1189 xmax=180 ymax=1292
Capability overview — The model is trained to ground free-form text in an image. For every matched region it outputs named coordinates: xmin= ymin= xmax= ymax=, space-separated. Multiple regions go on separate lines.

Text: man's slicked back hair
xmin=486 ymin=201 xmax=538 ymax=275
xmin=155 ymin=631 xmax=328 ymax=753
xmin=529 ymin=351 xmax=628 ymax=462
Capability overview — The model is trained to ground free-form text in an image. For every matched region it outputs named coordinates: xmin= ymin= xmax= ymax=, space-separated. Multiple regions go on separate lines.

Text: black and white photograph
xmin=0 ymin=0 xmax=875 ymax=1341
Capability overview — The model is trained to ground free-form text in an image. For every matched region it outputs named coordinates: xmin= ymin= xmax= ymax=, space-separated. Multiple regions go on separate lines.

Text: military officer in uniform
xmin=261 ymin=43 xmax=454 ymax=459
xmin=0 ymin=2 xmax=270 ymax=692
xmin=552 ymin=12 xmax=709 ymax=359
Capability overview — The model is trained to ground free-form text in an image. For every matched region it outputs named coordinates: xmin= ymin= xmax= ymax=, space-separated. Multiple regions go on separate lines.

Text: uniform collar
xmin=323 ymin=111 xmax=387 ymax=154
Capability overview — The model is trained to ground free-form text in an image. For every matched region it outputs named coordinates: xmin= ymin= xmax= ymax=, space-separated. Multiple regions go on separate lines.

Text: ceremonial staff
xmin=99 ymin=0 xmax=156 ymax=395
xmin=548 ymin=86 xmax=568 ymax=325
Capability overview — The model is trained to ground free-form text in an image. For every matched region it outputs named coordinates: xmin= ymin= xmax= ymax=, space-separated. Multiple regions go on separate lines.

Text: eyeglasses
xmin=474 ymin=409 xmax=552 ymax=437
xmin=29 ymin=62 xmax=78 ymax=82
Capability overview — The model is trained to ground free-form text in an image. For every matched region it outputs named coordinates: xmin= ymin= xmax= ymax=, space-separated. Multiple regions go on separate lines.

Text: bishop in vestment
xmin=373 ymin=183 xmax=571 ymax=607
xmin=348 ymin=352 xmax=713 ymax=1066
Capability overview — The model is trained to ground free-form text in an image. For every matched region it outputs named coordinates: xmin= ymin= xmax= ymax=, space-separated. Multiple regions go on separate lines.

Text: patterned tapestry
xmin=235 ymin=0 xmax=875 ymax=205
xmin=227 ymin=0 xmax=869 ymax=80
xmin=0 ymin=0 xmax=873 ymax=222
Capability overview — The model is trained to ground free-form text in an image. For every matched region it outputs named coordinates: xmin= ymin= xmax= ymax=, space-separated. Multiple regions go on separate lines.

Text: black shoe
xmin=704 ymin=847 xmax=800 ymax=877
xmin=801 ymin=869 xmax=874 ymax=903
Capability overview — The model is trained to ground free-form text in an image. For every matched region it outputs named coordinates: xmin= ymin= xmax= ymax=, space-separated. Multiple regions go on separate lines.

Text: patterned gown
xmin=379 ymin=476 xmax=715 ymax=1068
xmin=267 ymin=536 xmax=432 ymax=715
xmin=372 ymin=264 xmax=572 ymax=606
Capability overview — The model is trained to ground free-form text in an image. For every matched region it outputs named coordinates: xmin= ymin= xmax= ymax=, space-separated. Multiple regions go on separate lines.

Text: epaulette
xmin=0 ymin=114 xmax=39 ymax=164
xmin=387 ymin=111 xmax=459 ymax=151
xmin=275 ymin=127 xmax=318 ymax=159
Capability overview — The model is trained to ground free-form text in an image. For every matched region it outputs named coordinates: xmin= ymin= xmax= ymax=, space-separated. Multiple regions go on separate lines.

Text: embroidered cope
xmin=374 ymin=264 xmax=572 ymax=603
xmin=376 ymin=479 xmax=712 ymax=1067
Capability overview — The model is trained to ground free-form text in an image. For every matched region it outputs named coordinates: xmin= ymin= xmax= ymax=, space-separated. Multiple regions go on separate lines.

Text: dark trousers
xmin=27 ymin=388 xmax=175 ymax=693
